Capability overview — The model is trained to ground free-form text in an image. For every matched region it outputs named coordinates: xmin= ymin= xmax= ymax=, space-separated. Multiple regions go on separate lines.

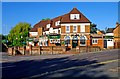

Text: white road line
xmin=23 ymin=59 xmax=119 ymax=79
xmin=1 ymin=65 xmax=16 ymax=69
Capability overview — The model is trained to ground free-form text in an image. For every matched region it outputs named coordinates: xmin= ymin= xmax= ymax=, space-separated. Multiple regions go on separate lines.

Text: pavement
xmin=1 ymin=49 xmax=120 ymax=79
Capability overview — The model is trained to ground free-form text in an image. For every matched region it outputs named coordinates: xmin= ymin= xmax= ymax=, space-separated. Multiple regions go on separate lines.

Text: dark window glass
xmin=80 ymin=36 xmax=85 ymax=44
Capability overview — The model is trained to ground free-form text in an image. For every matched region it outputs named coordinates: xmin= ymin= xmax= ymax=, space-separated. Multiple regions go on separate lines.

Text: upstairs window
xmin=73 ymin=26 xmax=77 ymax=32
xmin=70 ymin=14 xmax=80 ymax=20
xmin=66 ymin=26 xmax=70 ymax=32
xmin=46 ymin=24 xmax=50 ymax=28
xmin=55 ymin=21 xmax=60 ymax=26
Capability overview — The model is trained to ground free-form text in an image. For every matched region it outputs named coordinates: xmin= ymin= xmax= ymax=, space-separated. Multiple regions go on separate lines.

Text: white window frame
xmin=50 ymin=39 xmax=53 ymax=43
xmin=80 ymin=25 xmax=85 ymax=32
xmin=55 ymin=21 xmax=60 ymax=26
xmin=46 ymin=24 xmax=50 ymax=28
xmin=66 ymin=26 xmax=70 ymax=33
xmin=92 ymin=39 xmax=98 ymax=44
xmin=70 ymin=14 xmax=80 ymax=20
xmin=73 ymin=26 xmax=77 ymax=32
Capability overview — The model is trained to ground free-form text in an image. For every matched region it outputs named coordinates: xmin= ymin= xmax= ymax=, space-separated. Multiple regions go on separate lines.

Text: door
xmin=72 ymin=36 xmax=78 ymax=48
xmin=72 ymin=40 xmax=78 ymax=48
xmin=104 ymin=39 xmax=107 ymax=48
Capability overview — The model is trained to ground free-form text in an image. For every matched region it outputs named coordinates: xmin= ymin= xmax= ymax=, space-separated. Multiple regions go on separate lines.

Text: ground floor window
xmin=64 ymin=36 xmax=70 ymax=45
xmin=80 ymin=36 xmax=86 ymax=45
xmin=92 ymin=39 xmax=98 ymax=44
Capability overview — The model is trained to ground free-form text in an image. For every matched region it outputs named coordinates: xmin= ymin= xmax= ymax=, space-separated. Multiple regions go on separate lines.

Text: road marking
xmin=22 ymin=59 xmax=119 ymax=79
xmin=1 ymin=65 xmax=16 ymax=69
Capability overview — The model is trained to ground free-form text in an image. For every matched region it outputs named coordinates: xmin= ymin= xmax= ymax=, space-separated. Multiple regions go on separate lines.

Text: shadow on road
xmin=2 ymin=56 xmax=111 ymax=79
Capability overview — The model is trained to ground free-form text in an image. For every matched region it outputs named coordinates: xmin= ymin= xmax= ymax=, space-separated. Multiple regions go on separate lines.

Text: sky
xmin=2 ymin=2 xmax=118 ymax=35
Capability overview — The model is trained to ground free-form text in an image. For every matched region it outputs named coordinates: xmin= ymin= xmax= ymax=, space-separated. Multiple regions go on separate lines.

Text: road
xmin=1 ymin=49 xmax=120 ymax=79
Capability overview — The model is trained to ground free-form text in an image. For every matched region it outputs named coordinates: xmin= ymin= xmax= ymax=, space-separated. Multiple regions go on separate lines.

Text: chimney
xmin=116 ymin=22 xmax=119 ymax=27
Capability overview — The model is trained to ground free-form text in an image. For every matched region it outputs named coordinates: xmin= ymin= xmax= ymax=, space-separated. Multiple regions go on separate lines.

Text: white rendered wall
xmin=107 ymin=39 xmax=114 ymax=47
xmin=29 ymin=32 xmax=38 ymax=36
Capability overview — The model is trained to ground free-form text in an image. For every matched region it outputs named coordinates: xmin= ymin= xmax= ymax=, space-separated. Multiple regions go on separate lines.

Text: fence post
xmin=29 ymin=45 xmax=32 ymax=55
xmin=39 ymin=46 xmax=41 ymax=55
xmin=13 ymin=46 xmax=16 ymax=55
xmin=79 ymin=46 xmax=80 ymax=53
xmin=52 ymin=46 xmax=53 ymax=54
xmin=23 ymin=46 xmax=25 ymax=55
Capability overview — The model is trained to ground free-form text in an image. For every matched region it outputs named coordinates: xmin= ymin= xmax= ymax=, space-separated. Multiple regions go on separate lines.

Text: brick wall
xmin=8 ymin=46 xmax=66 ymax=55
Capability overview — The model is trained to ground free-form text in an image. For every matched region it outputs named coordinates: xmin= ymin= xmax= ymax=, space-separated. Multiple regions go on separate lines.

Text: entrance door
xmin=104 ymin=39 xmax=107 ymax=48
xmin=72 ymin=40 xmax=78 ymax=48
xmin=72 ymin=36 xmax=78 ymax=48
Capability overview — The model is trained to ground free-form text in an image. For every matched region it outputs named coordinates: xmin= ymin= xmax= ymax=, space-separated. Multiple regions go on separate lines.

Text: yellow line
xmin=22 ymin=59 xmax=119 ymax=79
xmin=95 ymin=59 xmax=119 ymax=65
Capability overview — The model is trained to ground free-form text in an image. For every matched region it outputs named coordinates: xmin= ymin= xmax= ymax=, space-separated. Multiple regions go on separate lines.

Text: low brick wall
xmin=8 ymin=47 xmax=14 ymax=55
xmin=114 ymin=42 xmax=120 ymax=49
xmin=7 ymin=46 xmax=101 ymax=55
xmin=52 ymin=46 xmax=66 ymax=54
xmin=76 ymin=46 xmax=101 ymax=53
xmin=7 ymin=46 xmax=66 ymax=55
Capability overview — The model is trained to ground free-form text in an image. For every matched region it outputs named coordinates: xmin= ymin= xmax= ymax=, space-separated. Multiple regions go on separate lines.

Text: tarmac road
xmin=1 ymin=49 xmax=120 ymax=79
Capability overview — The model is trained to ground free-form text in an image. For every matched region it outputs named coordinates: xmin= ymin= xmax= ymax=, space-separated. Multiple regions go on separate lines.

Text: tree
xmin=8 ymin=22 xmax=31 ymax=46
xmin=42 ymin=18 xmax=50 ymax=21
xmin=90 ymin=23 xmax=97 ymax=34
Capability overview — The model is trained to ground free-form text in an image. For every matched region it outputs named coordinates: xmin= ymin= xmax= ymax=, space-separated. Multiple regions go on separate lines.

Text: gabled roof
xmin=30 ymin=20 xmax=51 ymax=32
xmin=61 ymin=8 xmax=91 ymax=23
xmin=106 ymin=28 xmax=115 ymax=33
xmin=30 ymin=8 xmax=91 ymax=32
xmin=51 ymin=16 xmax=62 ymax=29
xmin=91 ymin=34 xmax=103 ymax=38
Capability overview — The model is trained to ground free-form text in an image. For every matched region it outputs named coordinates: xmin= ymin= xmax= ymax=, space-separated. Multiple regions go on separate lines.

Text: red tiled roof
xmin=30 ymin=20 xmax=51 ymax=32
xmin=91 ymin=34 xmax=103 ymax=38
xmin=30 ymin=8 xmax=91 ymax=32
xmin=61 ymin=8 xmax=91 ymax=23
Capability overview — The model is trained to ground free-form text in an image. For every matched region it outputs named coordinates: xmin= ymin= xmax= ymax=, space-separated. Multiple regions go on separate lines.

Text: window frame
xmin=46 ymin=24 xmax=50 ymax=28
xmin=73 ymin=26 xmax=77 ymax=32
xmin=70 ymin=14 xmax=80 ymax=20
xmin=92 ymin=39 xmax=98 ymax=44
xmin=66 ymin=26 xmax=70 ymax=33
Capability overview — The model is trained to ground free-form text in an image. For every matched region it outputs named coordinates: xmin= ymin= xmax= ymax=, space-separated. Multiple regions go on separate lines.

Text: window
xmin=39 ymin=41 xmax=42 ymax=46
xmin=70 ymin=14 xmax=80 ymax=20
xmin=80 ymin=36 xmax=86 ymax=45
xmin=73 ymin=26 xmax=77 ymax=32
xmin=46 ymin=24 xmax=50 ymax=28
xmin=66 ymin=26 xmax=70 ymax=32
xmin=55 ymin=21 xmax=60 ymax=26
xmin=50 ymin=39 xmax=53 ymax=43
xmin=92 ymin=39 xmax=98 ymax=44
xmin=80 ymin=25 xmax=85 ymax=32
xmin=57 ymin=39 xmax=60 ymax=43
xmin=65 ymin=36 xmax=70 ymax=45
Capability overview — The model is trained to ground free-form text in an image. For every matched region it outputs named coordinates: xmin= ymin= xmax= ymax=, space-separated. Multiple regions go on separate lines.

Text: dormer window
xmin=74 ymin=15 xmax=77 ymax=19
xmin=70 ymin=14 xmax=80 ymax=20
xmin=55 ymin=21 xmax=60 ymax=26
xmin=46 ymin=24 xmax=50 ymax=28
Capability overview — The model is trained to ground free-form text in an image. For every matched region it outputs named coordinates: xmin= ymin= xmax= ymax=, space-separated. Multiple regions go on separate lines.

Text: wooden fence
xmin=8 ymin=46 xmax=66 ymax=55
xmin=8 ymin=46 xmax=101 ymax=55
xmin=76 ymin=46 xmax=101 ymax=53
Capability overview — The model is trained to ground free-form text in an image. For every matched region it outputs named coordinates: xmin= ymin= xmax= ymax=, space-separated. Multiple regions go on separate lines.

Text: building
xmin=113 ymin=22 xmax=120 ymax=48
xmin=28 ymin=7 xmax=118 ymax=49
xmin=104 ymin=28 xmax=114 ymax=49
